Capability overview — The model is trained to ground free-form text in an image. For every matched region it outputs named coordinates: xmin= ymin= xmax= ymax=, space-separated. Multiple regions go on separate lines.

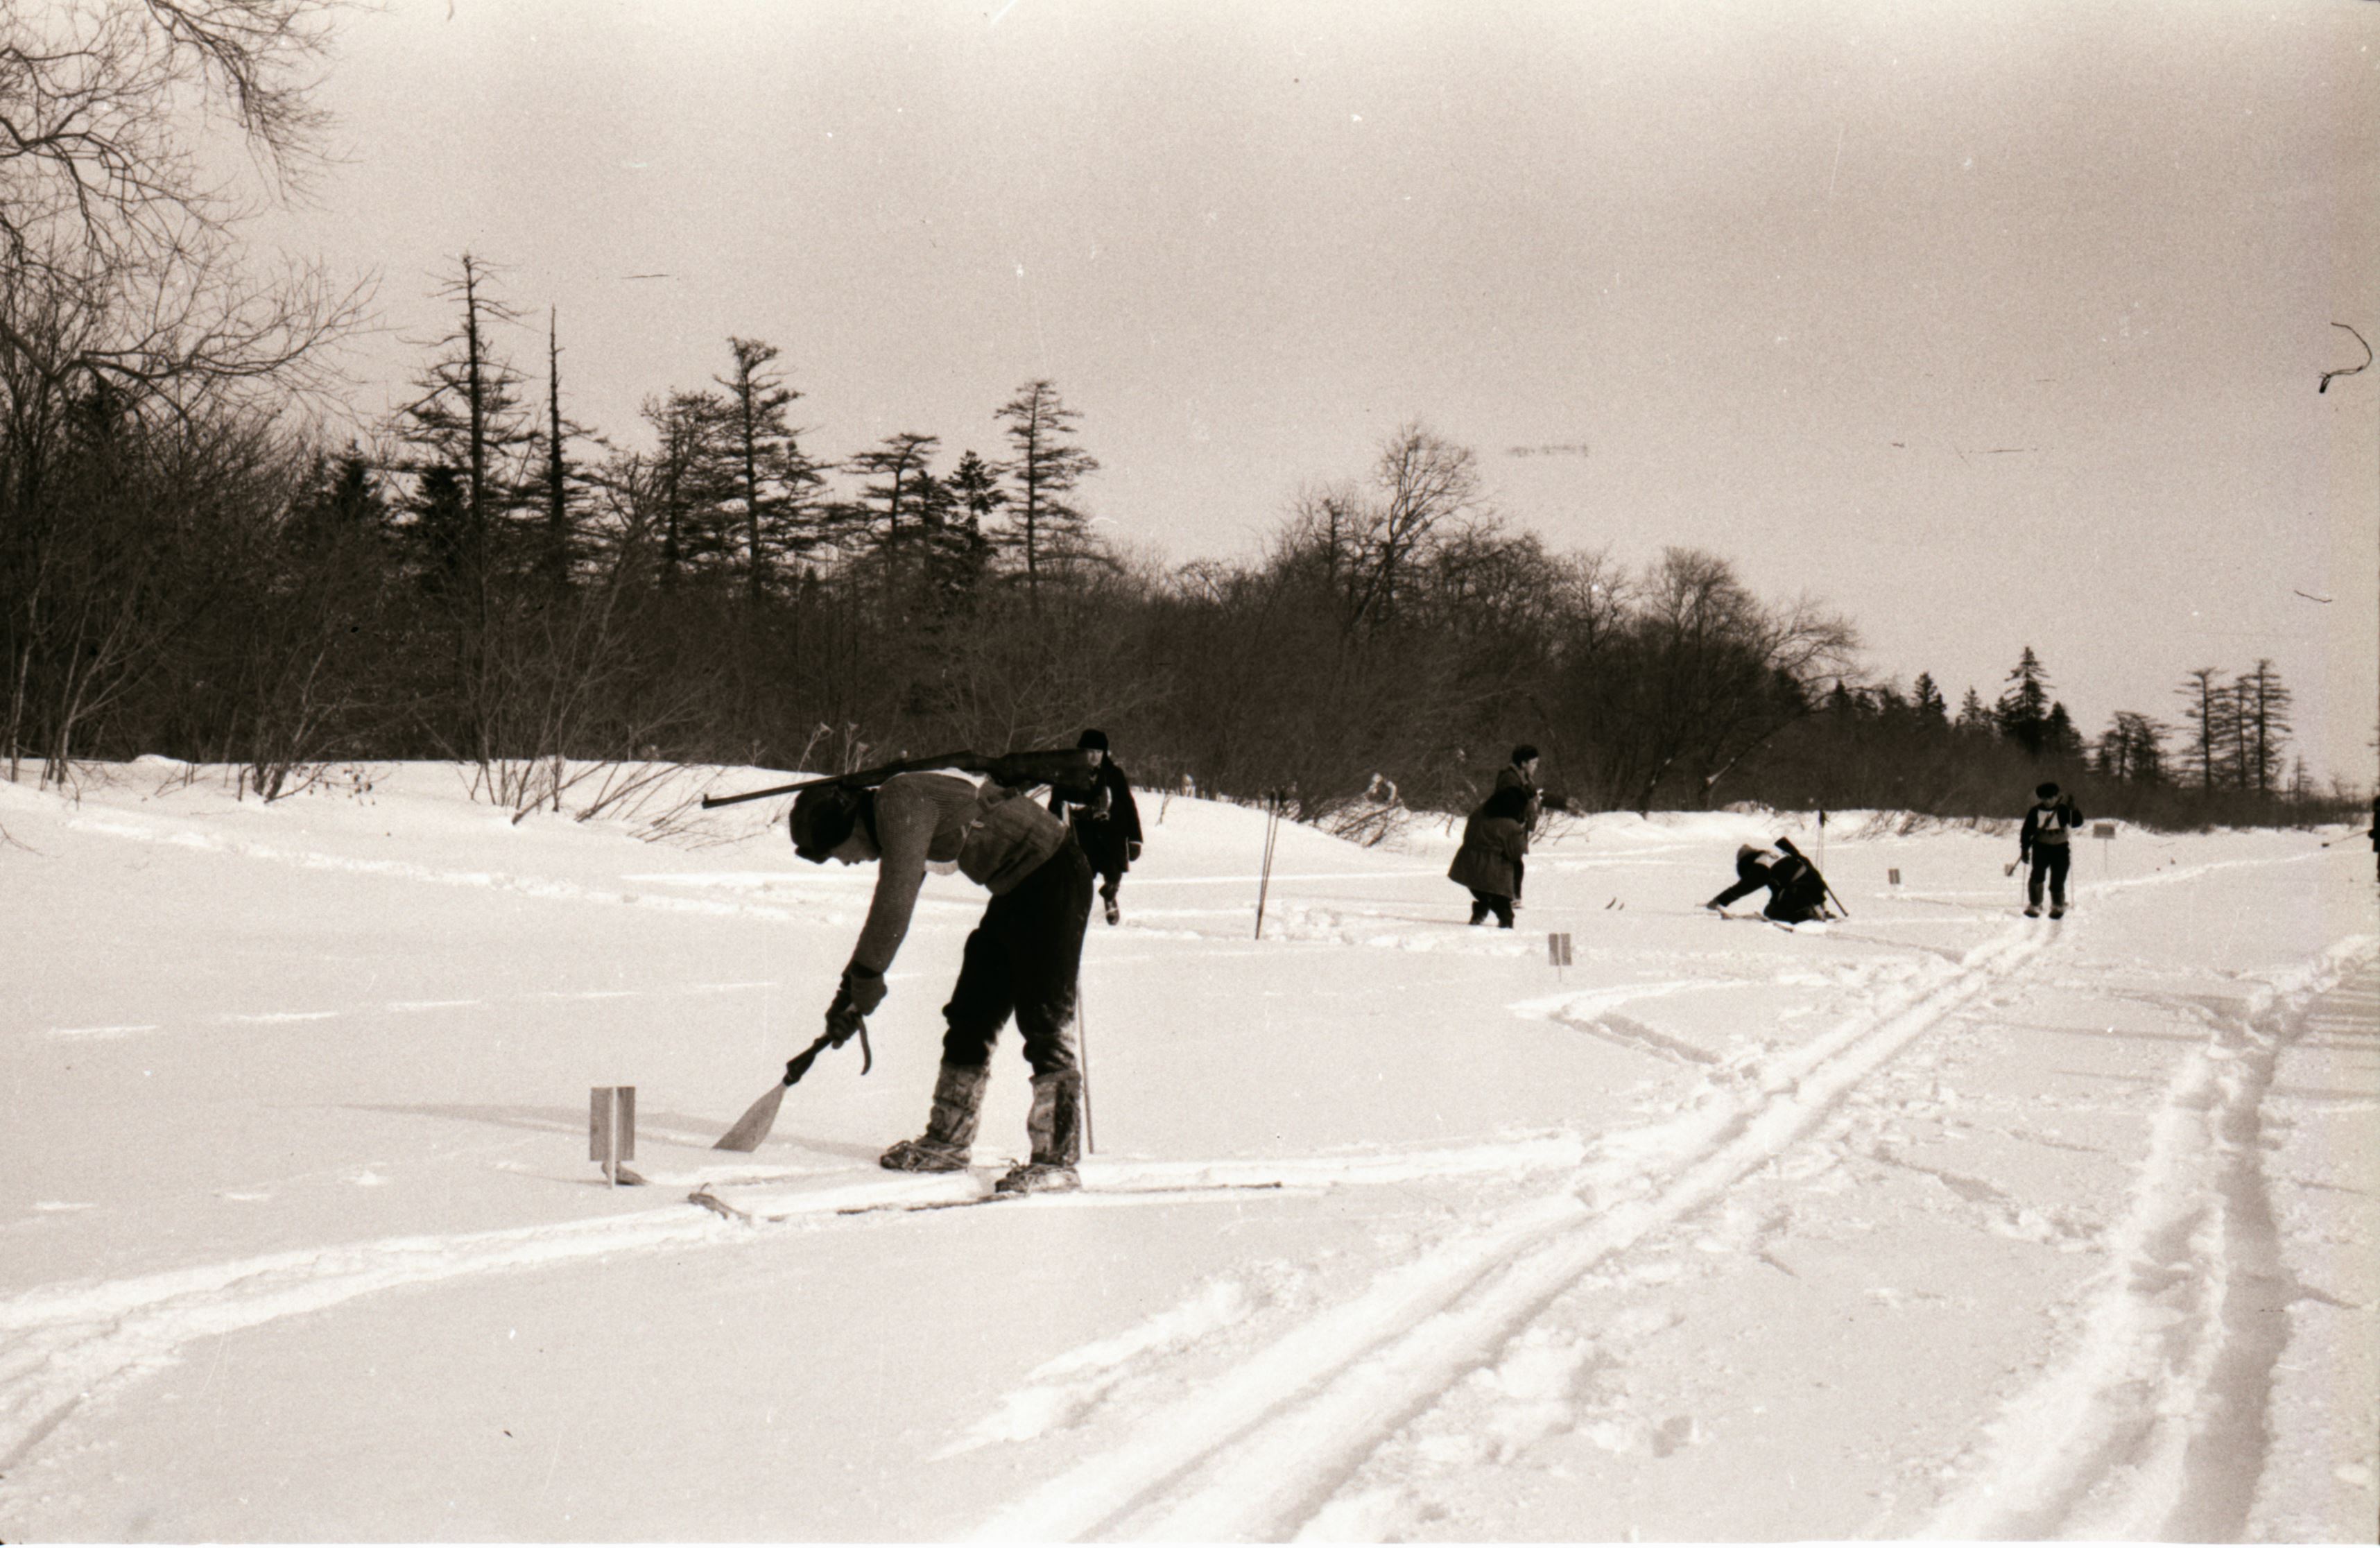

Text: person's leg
xmin=2026 ymin=852 xmax=2047 ymax=914
xmin=999 ymin=844 xmax=1095 ymax=1193
xmin=881 ymin=912 xmax=1011 ymax=1171
xmin=1468 ymin=890 xmax=1492 ymax=925
xmin=1488 ymin=893 xmax=1515 ymax=928
xmin=2047 ymin=847 xmax=2071 ymax=915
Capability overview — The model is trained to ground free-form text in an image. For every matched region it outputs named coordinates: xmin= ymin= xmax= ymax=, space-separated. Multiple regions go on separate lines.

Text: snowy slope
xmin=1 ymin=762 xmax=2372 ymax=1541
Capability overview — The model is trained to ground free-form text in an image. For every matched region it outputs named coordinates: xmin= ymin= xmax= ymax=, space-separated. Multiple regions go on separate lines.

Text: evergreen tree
xmin=512 ymin=309 xmax=594 ymax=591
xmin=637 ymin=388 xmax=736 ymax=587
xmin=844 ymin=431 xmax=941 ymax=597
xmin=2175 ymin=667 xmax=2229 ymax=791
xmin=1994 ymin=646 xmax=2052 ymax=755
xmin=994 ymin=379 xmax=1100 ymax=605
xmin=2236 ymin=659 xmax=2293 ymax=793
xmin=2043 ymin=700 xmax=2084 ymax=759
xmin=1955 ymin=687 xmax=1993 ymax=733
xmin=1912 ymin=672 xmax=1948 ymax=723
xmin=712 ymin=338 xmax=819 ymax=599
xmin=404 ymin=255 xmax=544 ymax=610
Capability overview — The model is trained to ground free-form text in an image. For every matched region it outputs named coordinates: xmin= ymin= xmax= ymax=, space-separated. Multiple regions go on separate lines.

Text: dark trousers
xmin=1711 ymin=857 xmax=1772 ymax=908
xmin=2028 ymin=844 xmax=2071 ymax=909
xmin=1468 ymin=890 xmax=1515 ymax=928
xmin=940 ymin=836 xmax=1094 ymax=1076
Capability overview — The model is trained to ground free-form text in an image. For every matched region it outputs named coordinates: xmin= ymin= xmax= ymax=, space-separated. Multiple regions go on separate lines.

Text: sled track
xmin=968 ymin=921 xmax=2060 ymax=1542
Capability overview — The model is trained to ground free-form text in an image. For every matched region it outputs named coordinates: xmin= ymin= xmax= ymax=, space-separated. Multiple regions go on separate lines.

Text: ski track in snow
xmin=963 ymin=922 xmax=2064 ymax=1541
xmin=962 ymin=911 xmax=2373 ymax=1543
xmin=1917 ymin=934 xmax=2379 ymax=1542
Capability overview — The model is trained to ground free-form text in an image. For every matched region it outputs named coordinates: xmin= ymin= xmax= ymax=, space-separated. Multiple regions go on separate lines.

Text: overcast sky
xmin=265 ymin=0 xmax=2380 ymax=784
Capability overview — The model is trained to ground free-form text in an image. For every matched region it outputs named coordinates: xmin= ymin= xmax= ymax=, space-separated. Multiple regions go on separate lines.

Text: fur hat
xmin=790 ymin=783 xmax=868 ymax=863
xmin=1077 ymin=728 xmax=1111 ymax=752
xmin=2036 ymin=781 xmax=2060 ymax=799
xmin=1510 ymin=743 xmax=1540 ymax=765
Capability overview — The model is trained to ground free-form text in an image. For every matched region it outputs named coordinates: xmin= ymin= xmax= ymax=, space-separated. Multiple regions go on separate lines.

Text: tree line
xmin=2 ymin=2 xmax=2357 ymax=834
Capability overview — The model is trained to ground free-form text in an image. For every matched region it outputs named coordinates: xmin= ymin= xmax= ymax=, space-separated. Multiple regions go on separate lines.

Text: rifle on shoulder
xmin=700 ymin=747 xmax=1100 ymax=810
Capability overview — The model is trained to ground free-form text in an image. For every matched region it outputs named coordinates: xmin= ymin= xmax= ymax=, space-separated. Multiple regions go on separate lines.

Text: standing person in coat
xmin=1049 ymin=729 xmax=1144 ymax=926
xmin=1704 ymin=842 xmax=1779 ymax=912
xmin=789 ymin=767 xmax=1094 ymax=1194
xmin=1494 ymin=744 xmax=1544 ymax=835
xmin=2018 ymin=780 xmax=2084 ymax=918
xmin=1449 ymin=784 xmax=1532 ymax=927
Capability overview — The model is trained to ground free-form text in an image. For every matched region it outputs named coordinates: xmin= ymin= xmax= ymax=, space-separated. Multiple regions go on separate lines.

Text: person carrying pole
xmin=789 ymin=766 xmax=1094 ymax=1194
xmin=2017 ymin=780 xmax=2083 ymax=919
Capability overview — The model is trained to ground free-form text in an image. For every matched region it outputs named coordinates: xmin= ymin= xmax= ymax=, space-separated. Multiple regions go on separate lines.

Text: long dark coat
xmin=1448 ymin=810 xmax=1528 ymax=900
xmin=1051 ymin=759 xmax=1143 ymax=881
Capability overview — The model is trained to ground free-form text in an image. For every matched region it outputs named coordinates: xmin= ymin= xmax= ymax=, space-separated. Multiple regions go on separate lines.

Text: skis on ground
xmin=691 ymin=1173 xmax=1290 ymax=1223
xmin=1707 ymin=907 xmax=1828 ymax=934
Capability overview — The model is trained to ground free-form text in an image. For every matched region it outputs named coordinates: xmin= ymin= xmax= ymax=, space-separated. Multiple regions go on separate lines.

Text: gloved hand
xmin=825 ymin=965 xmax=886 ymax=1047
xmin=1126 ymin=840 xmax=1141 ymax=863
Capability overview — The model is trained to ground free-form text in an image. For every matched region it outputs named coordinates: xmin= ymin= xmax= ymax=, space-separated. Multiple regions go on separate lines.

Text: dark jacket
xmin=1492 ymin=763 xmax=1543 ymax=834
xmin=2019 ymin=796 xmax=2084 ymax=859
xmin=851 ymin=773 xmax=1068 ymax=975
xmin=1764 ymin=851 xmax=1827 ymax=922
xmin=1449 ymin=809 xmax=1528 ymax=900
xmin=1050 ymin=757 xmax=1143 ymax=879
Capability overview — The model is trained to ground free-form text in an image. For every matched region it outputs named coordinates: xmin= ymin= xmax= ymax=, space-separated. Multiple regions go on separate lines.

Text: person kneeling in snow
xmin=791 ymin=770 xmax=1094 ymax=1194
xmin=1762 ymin=839 xmax=1832 ymax=925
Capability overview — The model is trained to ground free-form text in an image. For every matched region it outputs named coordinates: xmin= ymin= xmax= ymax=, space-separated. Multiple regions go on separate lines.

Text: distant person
xmin=1449 ymin=784 xmax=1532 ymax=928
xmin=1763 ymin=838 xmax=1832 ymax=925
xmin=2368 ymin=795 xmax=2377 ymax=883
xmin=790 ymin=766 xmax=1092 ymax=1194
xmin=2018 ymin=780 xmax=2083 ymax=919
xmin=1494 ymin=744 xmax=1544 ymax=835
xmin=1704 ymin=843 xmax=1779 ymax=913
xmin=1049 ymin=729 xmax=1143 ymax=926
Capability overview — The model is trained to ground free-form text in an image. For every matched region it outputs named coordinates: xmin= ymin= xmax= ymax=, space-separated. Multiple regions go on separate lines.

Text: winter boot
xmin=995 ymin=1069 xmax=1085 ymax=1194
xmin=879 ymin=1062 xmax=989 ymax=1172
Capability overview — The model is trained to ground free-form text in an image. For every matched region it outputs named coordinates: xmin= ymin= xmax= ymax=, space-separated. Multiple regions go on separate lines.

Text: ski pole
xmin=1254 ymin=792 xmax=1282 ymax=940
xmin=1076 ymin=992 xmax=1095 ymax=1155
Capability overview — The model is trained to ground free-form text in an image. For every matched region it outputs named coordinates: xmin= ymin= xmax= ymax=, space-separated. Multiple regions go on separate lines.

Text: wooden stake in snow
xmin=1253 ymin=793 xmax=1284 ymax=940
xmin=591 ymin=1085 xmax=646 ymax=1186
xmin=1888 ymin=868 xmax=1902 ymax=886
xmin=1549 ymin=931 xmax=1572 ymax=980
xmin=2093 ymin=820 xmax=2115 ymax=876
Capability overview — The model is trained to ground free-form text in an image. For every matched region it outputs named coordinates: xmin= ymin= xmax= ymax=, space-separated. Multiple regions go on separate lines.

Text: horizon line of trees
xmin=3 ymin=2 xmax=2363 ymax=836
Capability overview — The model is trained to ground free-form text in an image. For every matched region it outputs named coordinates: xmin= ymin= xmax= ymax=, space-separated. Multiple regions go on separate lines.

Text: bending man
xmin=791 ymin=767 xmax=1094 ymax=1194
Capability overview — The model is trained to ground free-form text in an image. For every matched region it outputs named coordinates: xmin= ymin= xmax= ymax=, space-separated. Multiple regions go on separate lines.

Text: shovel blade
xmin=713 ymin=1083 xmax=788 ymax=1152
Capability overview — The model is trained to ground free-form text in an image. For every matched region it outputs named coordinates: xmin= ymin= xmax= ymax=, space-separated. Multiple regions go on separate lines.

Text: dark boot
xmin=996 ymin=1069 xmax=1084 ymax=1194
xmin=880 ymin=1063 xmax=988 ymax=1172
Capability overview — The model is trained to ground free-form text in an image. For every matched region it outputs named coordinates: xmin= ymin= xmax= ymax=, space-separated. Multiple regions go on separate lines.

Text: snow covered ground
xmin=1 ymin=759 xmax=2373 ymax=1542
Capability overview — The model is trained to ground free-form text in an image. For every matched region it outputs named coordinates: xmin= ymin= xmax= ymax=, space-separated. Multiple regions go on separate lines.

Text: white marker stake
xmin=591 ymin=1085 xmax=645 ymax=1186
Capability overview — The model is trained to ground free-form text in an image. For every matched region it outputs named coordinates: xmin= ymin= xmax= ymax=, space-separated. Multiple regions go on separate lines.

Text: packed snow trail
xmin=1920 ymin=935 xmax=2379 ymax=1542
xmin=969 ymin=923 xmax=2058 ymax=1542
